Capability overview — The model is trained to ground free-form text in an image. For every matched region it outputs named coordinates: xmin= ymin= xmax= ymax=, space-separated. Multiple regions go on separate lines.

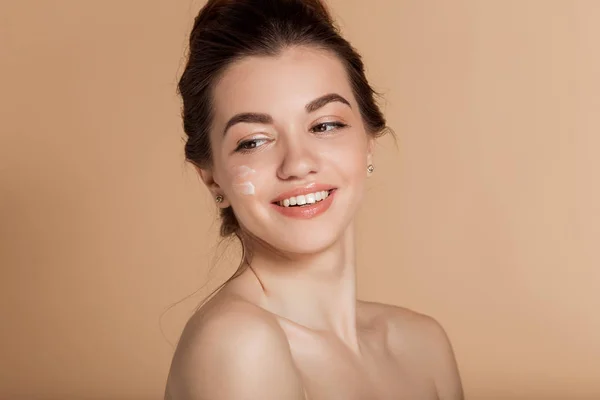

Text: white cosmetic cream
xmin=232 ymin=166 xmax=257 ymax=196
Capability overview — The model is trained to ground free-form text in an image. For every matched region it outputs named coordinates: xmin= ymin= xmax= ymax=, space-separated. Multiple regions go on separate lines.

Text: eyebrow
xmin=222 ymin=93 xmax=352 ymax=136
xmin=305 ymin=93 xmax=351 ymax=113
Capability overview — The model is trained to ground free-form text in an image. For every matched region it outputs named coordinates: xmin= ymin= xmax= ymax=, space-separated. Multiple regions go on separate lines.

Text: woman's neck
xmin=242 ymin=222 xmax=360 ymax=353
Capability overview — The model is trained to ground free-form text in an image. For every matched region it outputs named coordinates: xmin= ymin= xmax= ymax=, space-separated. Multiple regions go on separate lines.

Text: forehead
xmin=212 ymin=46 xmax=355 ymax=118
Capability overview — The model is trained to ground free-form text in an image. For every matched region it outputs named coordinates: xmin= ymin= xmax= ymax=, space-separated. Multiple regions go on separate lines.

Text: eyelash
xmin=310 ymin=121 xmax=348 ymax=133
xmin=234 ymin=121 xmax=348 ymax=153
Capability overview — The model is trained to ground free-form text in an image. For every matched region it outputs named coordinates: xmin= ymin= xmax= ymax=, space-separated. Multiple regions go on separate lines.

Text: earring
xmin=367 ymin=164 xmax=375 ymax=174
xmin=215 ymin=195 xmax=224 ymax=203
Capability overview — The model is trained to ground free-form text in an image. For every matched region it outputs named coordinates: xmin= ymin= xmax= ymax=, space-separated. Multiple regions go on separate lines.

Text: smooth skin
xmin=165 ymin=46 xmax=463 ymax=400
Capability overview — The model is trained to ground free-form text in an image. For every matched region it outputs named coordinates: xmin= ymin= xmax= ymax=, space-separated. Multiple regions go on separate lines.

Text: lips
xmin=270 ymin=184 xmax=337 ymax=219
xmin=276 ymin=189 xmax=332 ymax=207
xmin=271 ymin=183 xmax=336 ymax=204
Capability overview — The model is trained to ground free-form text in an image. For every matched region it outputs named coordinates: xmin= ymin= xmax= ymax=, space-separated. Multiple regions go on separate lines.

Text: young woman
xmin=165 ymin=0 xmax=463 ymax=399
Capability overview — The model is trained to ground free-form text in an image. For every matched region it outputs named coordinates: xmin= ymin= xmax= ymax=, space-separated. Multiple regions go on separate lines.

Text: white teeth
xmin=278 ymin=190 xmax=332 ymax=207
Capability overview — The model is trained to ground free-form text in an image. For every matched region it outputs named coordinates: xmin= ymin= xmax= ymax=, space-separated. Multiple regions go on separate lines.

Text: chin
xmin=264 ymin=226 xmax=346 ymax=256
xmin=235 ymin=188 xmax=363 ymax=256
xmin=244 ymin=207 xmax=357 ymax=257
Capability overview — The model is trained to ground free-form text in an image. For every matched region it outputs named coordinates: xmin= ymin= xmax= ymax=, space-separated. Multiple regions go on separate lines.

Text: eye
xmin=310 ymin=121 xmax=348 ymax=133
xmin=234 ymin=138 xmax=269 ymax=153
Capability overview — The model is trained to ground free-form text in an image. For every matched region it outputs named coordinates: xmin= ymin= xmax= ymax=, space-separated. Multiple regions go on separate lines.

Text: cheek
xmin=229 ymin=165 xmax=258 ymax=196
xmin=320 ymin=135 xmax=368 ymax=177
xmin=233 ymin=181 xmax=256 ymax=196
xmin=223 ymin=163 xmax=274 ymax=200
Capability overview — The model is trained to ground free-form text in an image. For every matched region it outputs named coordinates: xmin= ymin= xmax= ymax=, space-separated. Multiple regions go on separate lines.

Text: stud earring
xmin=215 ymin=195 xmax=224 ymax=203
xmin=367 ymin=164 xmax=375 ymax=174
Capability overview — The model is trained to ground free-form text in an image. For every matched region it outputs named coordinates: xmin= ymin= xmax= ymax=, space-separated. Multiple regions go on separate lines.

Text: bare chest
xmin=281 ymin=326 xmax=438 ymax=400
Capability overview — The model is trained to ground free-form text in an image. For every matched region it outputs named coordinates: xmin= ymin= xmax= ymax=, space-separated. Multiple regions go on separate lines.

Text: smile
xmin=271 ymin=187 xmax=337 ymax=219
xmin=277 ymin=190 xmax=332 ymax=207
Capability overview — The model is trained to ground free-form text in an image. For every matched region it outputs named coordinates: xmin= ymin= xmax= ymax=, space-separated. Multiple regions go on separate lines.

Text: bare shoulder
xmin=358 ymin=300 xmax=450 ymax=347
xmin=165 ymin=293 xmax=305 ymax=400
xmin=358 ymin=301 xmax=464 ymax=400
xmin=357 ymin=300 xmax=433 ymax=334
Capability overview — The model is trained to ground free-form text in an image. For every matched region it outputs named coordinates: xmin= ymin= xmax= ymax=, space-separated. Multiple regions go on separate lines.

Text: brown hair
xmin=178 ymin=0 xmax=389 ymax=286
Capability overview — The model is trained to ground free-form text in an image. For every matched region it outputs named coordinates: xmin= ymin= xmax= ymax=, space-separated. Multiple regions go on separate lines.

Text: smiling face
xmin=199 ymin=46 xmax=374 ymax=255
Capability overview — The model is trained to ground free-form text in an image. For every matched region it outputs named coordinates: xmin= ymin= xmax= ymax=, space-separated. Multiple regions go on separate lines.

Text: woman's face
xmin=201 ymin=46 xmax=373 ymax=255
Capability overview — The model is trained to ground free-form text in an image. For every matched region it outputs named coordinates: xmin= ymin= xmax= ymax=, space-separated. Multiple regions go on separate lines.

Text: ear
xmin=194 ymin=165 xmax=230 ymax=208
xmin=366 ymin=136 xmax=375 ymax=167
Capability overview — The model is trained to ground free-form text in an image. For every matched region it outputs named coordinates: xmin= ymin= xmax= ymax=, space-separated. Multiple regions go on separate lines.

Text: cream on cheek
xmin=231 ymin=165 xmax=257 ymax=196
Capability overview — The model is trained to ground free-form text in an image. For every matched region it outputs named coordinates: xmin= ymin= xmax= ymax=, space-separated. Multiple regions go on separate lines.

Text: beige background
xmin=1 ymin=0 xmax=598 ymax=399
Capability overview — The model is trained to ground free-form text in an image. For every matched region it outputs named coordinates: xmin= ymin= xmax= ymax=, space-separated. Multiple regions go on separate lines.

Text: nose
xmin=276 ymin=135 xmax=319 ymax=181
